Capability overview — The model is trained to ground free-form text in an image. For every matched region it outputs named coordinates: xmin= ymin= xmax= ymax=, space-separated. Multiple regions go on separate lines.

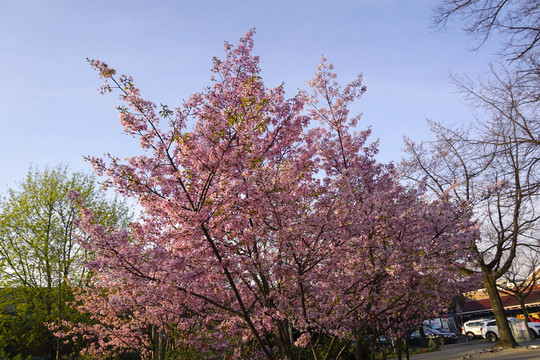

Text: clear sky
xmin=0 ymin=0 xmax=498 ymax=191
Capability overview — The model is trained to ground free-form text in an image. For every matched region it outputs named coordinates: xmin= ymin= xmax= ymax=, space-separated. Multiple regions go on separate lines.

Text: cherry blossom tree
xmin=63 ymin=31 xmax=478 ymax=360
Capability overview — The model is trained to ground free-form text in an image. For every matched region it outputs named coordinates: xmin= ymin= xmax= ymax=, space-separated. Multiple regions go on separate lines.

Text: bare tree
xmin=433 ymin=0 xmax=540 ymax=61
xmin=452 ymin=62 xmax=540 ymax=188
xmin=428 ymin=0 xmax=540 ymax=347
xmin=402 ymin=64 xmax=540 ymax=346
xmin=498 ymin=248 xmax=540 ymax=322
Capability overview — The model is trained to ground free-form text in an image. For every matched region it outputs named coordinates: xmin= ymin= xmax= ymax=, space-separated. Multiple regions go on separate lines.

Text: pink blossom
xmin=61 ymin=31 xmax=478 ymax=360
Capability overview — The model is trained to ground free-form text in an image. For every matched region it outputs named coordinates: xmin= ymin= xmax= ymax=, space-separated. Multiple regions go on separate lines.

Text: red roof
xmin=462 ymin=290 xmax=540 ymax=314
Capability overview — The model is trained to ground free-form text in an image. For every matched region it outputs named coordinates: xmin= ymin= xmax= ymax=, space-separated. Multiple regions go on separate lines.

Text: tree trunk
xmin=354 ymin=336 xmax=371 ymax=360
xmin=404 ymin=338 xmax=410 ymax=360
xmin=518 ymin=295 xmax=531 ymax=322
xmin=483 ymin=276 xmax=518 ymax=347
xmin=418 ymin=325 xmax=428 ymax=348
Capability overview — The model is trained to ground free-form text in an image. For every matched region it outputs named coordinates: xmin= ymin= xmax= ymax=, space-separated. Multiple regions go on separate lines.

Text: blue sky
xmin=0 ymin=0 xmax=498 ymax=190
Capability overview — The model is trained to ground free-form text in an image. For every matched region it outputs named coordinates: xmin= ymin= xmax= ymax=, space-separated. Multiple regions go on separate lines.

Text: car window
xmin=467 ymin=320 xmax=488 ymax=327
xmin=487 ymin=321 xmax=496 ymax=326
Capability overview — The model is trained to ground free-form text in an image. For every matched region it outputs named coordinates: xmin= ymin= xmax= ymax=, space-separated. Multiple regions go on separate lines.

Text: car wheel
xmin=528 ymin=328 xmax=536 ymax=339
xmin=486 ymin=332 xmax=498 ymax=342
xmin=466 ymin=331 xmax=475 ymax=340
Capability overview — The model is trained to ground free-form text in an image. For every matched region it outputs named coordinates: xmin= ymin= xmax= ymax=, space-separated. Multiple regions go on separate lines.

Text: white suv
xmin=529 ymin=321 xmax=540 ymax=337
xmin=481 ymin=317 xmax=539 ymax=342
xmin=462 ymin=319 xmax=492 ymax=340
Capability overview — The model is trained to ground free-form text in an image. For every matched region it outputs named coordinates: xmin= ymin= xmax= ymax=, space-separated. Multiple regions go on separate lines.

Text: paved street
xmin=409 ymin=337 xmax=540 ymax=360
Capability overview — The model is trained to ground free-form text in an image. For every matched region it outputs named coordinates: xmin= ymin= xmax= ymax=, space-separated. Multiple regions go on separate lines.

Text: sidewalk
xmin=409 ymin=340 xmax=540 ymax=360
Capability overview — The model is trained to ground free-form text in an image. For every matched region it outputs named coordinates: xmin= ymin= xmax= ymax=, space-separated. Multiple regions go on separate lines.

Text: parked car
xmin=410 ymin=326 xmax=458 ymax=344
xmin=424 ymin=323 xmax=452 ymax=333
xmin=480 ymin=317 xmax=538 ymax=342
xmin=527 ymin=321 xmax=540 ymax=337
xmin=462 ymin=318 xmax=492 ymax=340
xmin=427 ymin=326 xmax=459 ymax=344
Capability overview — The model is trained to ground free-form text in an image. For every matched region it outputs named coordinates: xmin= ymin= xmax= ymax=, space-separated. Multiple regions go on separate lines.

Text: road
xmin=408 ymin=337 xmax=540 ymax=360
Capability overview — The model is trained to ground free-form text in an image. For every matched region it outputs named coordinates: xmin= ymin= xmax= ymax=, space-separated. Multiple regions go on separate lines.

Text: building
xmin=459 ymin=285 xmax=540 ymax=320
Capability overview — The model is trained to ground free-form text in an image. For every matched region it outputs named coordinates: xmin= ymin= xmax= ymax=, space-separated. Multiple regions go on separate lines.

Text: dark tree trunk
xmin=484 ymin=276 xmax=519 ymax=347
xmin=354 ymin=335 xmax=371 ymax=360
xmin=404 ymin=338 xmax=410 ymax=360
xmin=418 ymin=325 xmax=428 ymax=348
xmin=518 ymin=295 xmax=531 ymax=322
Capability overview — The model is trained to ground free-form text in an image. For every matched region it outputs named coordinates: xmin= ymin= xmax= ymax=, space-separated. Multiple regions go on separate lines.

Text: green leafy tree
xmin=0 ymin=164 xmax=132 ymax=359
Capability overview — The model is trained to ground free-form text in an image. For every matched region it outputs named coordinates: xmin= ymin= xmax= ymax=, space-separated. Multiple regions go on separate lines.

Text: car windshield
xmin=426 ymin=324 xmax=446 ymax=332
xmin=467 ymin=321 xmax=483 ymax=327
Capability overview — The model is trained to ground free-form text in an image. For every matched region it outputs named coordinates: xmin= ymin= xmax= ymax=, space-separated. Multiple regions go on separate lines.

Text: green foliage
xmin=0 ymin=288 xmax=54 ymax=356
xmin=0 ymin=348 xmax=31 ymax=360
xmin=0 ymin=164 xmax=132 ymax=358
